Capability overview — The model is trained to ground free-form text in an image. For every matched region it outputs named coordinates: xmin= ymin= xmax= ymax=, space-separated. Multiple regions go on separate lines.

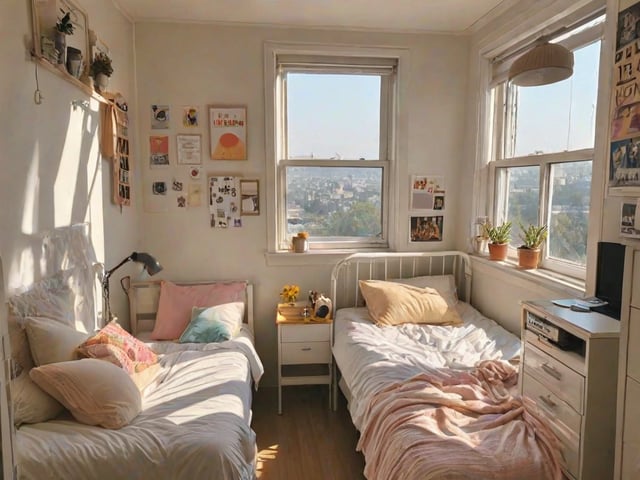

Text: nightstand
xmin=520 ymin=300 xmax=620 ymax=480
xmin=276 ymin=303 xmax=332 ymax=414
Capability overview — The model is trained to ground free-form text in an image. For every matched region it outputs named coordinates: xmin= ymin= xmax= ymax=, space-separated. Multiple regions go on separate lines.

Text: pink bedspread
xmin=357 ymin=360 xmax=562 ymax=480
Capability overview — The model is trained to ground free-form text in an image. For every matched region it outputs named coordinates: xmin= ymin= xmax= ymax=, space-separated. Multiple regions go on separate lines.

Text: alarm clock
xmin=314 ymin=295 xmax=332 ymax=318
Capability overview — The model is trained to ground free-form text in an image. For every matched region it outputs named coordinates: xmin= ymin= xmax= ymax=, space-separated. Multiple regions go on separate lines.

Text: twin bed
xmin=330 ymin=252 xmax=562 ymax=479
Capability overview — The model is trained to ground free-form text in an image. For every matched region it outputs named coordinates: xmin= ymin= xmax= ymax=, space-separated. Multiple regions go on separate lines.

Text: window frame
xmin=488 ymin=20 xmax=604 ymax=279
xmin=264 ymin=43 xmax=405 ymax=253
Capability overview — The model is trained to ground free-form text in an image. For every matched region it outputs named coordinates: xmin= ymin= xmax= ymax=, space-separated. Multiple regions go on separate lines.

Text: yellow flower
xmin=280 ymin=284 xmax=300 ymax=303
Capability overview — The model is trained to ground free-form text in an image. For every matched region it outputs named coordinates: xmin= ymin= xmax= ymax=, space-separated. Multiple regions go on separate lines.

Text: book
xmin=551 ymin=297 xmax=608 ymax=309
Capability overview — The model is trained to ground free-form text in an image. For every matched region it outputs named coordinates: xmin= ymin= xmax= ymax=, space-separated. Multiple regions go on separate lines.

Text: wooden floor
xmin=252 ymin=385 xmax=365 ymax=480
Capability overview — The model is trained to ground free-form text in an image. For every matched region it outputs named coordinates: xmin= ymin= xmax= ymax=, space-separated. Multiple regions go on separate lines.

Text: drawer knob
xmin=539 ymin=394 xmax=557 ymax=409
xmin=301 ymin=347 xmax=312 ymax=351
xmin=541 ymin=362 xmax=562 ymax=380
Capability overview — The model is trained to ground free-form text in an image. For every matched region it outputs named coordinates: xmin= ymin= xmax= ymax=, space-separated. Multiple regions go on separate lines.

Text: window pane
xmin=286 ymin=166 xmax=382 ymax=238
xmin=548 ymin=161 xmax=592 ymax=266
xmin=286 ymin=74 xmax=381 ymax=160
xmin=499 ymin=166 xmax=540 ymax=246
xmin=513 ymin=41 xmax=601 ymax=157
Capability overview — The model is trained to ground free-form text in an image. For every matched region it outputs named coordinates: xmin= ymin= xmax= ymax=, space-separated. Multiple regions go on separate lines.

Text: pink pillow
xmin=151 ymin=281 xmax=247 ymax=340
xmin=76 ymin=321 xmax=157 ymax=372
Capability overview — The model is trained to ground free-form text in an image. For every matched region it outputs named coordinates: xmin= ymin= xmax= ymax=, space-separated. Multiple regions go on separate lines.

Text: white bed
xmin=9 ymin=277 xmax=263 ymax=480
xmin=330 ymin=252 xmax=562 ymax=480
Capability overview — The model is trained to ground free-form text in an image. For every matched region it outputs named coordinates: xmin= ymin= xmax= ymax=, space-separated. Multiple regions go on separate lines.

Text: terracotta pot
xmin=518 ymin=247 xmax=540 ymax=269
xmin=488 ymin=243 xmax=509 ymax=261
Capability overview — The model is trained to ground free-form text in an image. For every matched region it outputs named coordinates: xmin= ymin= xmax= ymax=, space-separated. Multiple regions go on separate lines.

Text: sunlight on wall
xmin=53 ymin=105 xmax=86 ymax=227
xmin=21 ymin=144 xmax=40 ymax=236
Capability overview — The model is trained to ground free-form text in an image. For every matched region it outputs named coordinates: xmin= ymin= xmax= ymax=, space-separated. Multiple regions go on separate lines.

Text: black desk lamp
xmin=102 ymin=251 xmax=162 ymax=322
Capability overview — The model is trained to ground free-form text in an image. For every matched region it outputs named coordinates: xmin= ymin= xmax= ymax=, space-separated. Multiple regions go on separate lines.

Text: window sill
xmin=470 ymin=254 xmax=585 ymax=298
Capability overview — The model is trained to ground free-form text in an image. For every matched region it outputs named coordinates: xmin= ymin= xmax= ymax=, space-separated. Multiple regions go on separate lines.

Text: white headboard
xmin=126 ymin=280 xmax=254 ymax=337
xmin=330 ymin=251 xmax=472 ymax=312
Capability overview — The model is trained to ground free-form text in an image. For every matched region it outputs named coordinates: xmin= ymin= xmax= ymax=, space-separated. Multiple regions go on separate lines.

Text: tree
xmin=325 ymin=202 xmax=380 ymax=236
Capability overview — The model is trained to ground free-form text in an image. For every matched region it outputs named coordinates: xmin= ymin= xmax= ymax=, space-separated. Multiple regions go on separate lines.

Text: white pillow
xmin=12 ymin=370 xmax=64 ymax=426
xmin=388 ymin=275 xmax=458 ymax=305
xmin=23 ymin=317 xmax=90 ymax=366
xmin=189 ymin=302 xmax=245 ymax=338
xmin=30 ymin=359 xmax=141 ymax=429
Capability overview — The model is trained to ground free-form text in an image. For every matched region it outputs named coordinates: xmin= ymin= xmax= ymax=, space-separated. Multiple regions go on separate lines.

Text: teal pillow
xmin=179 ymin=309 xmax=231 ymax=344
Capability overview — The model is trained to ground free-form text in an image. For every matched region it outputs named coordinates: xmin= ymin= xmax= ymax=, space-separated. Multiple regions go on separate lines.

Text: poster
xmin=151 ymin=104 xmax=170 ymax=129
xmin=149 ymin=136 xmax=169 ymax=168
xmin=609 ymin=1 xmax=640 ymax=192
xmin=182 ymin=106 xmax=199 ymax=127
xmin=208 ymin=176 xmax=241 ymax=228
xmin=621 ymin=199 xmax=640 ymax=237
xmin=410 ymin=175 xmax=445 ymax=211
xmin=176 ymin=134 xmax=202 ymax=165
xmin=410 ymin=216 xmax=443 ymax=242
xmin=209 ymin=107 xmax=247 ymax=160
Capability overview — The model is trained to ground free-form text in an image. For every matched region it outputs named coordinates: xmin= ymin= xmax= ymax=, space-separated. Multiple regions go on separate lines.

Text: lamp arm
xmin=103 ymin=254 xmax=133 ymax=282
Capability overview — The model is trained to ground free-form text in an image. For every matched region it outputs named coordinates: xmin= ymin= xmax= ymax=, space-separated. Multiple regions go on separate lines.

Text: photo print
xmin=410 ymin=215 xmax=443 ymax=242
xmin=151 ymin=104 xmax=170 ymax=129
xmin=610 ymin=136 xmax=640 ymax=187
xmin=621 ymin=199 xmax=640 ymax=238
xmin=149 ymin=136 xmax=170 ymax=168
xmin=410 ymin=175 xmax=445 ymax=211
xmin=152 ymin=181 xmax=167 ymax=196
xmin=183 ymin=106 xmax=199 ymax=127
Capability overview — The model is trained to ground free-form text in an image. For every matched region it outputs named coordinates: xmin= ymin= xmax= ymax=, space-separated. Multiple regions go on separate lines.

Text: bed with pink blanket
xmin=330 ymin=252 xmax=562 ymax=480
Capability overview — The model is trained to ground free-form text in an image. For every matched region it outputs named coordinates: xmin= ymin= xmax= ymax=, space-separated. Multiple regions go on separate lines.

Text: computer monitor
xmin=591 ymin=241 xmax=626 ymax=320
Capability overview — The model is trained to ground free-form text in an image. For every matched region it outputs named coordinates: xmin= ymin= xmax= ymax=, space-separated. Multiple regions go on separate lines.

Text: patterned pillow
xmin=76 ymin=321 xmax=157 ymax=372
xmin=179 ymin=302 xmax=244 ymax=343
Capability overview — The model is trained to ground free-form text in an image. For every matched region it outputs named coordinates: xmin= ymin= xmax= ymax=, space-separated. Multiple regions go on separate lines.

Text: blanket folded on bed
xmin=357 ymin=360 xmax=562 ymax=480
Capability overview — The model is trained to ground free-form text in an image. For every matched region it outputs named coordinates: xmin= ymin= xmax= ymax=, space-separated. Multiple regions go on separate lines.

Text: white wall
xmin=134 ymin=23 xmax=470 ymax=386
xmin=0 ymin=0 xmax=137 ymax=327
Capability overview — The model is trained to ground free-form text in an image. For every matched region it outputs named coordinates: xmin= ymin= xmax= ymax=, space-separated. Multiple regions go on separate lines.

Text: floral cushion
xmin=76 ymin=321 xmax=157 ymax=373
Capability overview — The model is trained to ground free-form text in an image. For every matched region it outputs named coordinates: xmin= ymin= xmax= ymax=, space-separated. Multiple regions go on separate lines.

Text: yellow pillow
xmin=359 ymin=280 xmax=462 ymax=326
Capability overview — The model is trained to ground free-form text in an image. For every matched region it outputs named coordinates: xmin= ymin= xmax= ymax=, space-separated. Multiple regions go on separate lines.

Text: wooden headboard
xmin=330 ymin=251 xmax=472 ymax=312
xmin=126 ymin=280 xmax=254 ymax=337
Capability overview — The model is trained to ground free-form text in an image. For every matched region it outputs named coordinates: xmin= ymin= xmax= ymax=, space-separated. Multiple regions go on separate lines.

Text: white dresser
xmin=520 ymin=300 xmax=620 ymax=480
xmin=615 ymin=248 xmax=640 ymax=479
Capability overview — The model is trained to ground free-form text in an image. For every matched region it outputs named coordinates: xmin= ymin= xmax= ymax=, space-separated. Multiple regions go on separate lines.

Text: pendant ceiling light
xmin=508 ymin=42 xmax=574 ymax=87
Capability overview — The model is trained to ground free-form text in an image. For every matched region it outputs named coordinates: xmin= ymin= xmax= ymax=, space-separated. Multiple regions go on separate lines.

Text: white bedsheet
xmin=332 ymin=302 xmax=521 ymax=430
xmin=15 ymin=333 xmax=263 ymax=480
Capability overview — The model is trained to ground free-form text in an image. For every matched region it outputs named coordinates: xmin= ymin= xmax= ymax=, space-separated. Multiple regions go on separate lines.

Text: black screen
xmin=592 ymin=241 xmax=626 ymax=320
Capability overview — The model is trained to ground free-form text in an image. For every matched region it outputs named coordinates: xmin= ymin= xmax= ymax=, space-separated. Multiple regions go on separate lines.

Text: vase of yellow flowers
xmin=280 ymin=284 xmax=300 ymax=305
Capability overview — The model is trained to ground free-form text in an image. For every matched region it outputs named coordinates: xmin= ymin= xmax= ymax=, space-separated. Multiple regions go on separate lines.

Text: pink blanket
xmin=357 ymin=360 xmax=562 ymax=480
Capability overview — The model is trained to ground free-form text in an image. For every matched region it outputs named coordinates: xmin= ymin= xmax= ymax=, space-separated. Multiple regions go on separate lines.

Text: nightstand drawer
xmin=281 ymin=324 xmax=331 ymax=342
xmin=281 ymin=341 xmax=331 ymax=364
xmin=523 ymin=373 xmax=581 ymax=434
xmin=524 ymin=342 xmax=584 ymax=413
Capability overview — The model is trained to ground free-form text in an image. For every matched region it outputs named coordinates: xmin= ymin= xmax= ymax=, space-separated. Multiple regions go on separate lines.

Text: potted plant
xmin=54 ymin=9 xmax=74 ymax=65
xmin=482 ymin=220 xmax=512 ymax=261
xmin=90 ymin=51 xmax=114 ymax=92
xmin=517 ymin=223 xmax=548 ymax=269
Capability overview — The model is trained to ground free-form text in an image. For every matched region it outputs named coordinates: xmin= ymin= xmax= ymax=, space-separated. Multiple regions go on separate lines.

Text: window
xmin=272 ymin=54 xmax=397 ymax=250
xmin=490 ymin=17 xmax=603 ymax=277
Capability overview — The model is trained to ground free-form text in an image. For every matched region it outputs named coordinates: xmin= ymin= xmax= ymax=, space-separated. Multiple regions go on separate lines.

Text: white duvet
xmin=332 ymin=302 xmax=521 ymax=430
xmin=15 ymin=328 xmax=264 ymax=480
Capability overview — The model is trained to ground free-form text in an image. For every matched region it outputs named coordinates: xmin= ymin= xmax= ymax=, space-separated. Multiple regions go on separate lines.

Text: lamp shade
xmin=508 ymin=42 xmax=574 ymax=87
xmin=130 ymin=252 xmax=163 ymax=276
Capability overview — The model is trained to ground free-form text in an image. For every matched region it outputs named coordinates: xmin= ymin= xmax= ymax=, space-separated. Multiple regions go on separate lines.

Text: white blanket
xmin=332 ymin=302 xmax=521 ymax=430
xmin=16 ymin=334 xmax=263 ymax=480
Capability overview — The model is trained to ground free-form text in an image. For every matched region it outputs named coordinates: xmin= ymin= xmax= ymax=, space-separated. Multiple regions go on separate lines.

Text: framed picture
xmin=176 ymin=134 xmax=202 ymax=165
xmin=410 ymin=216 xmax=443 ymax=242
xmin=240 ymin=179 xmax=260 ymax=215
xmin=209 ymin=106 xmax=247 ymax=160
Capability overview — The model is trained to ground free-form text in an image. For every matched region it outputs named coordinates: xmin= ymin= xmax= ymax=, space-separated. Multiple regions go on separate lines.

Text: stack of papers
xmin=552 ymin=297 xmax=608 ymax=309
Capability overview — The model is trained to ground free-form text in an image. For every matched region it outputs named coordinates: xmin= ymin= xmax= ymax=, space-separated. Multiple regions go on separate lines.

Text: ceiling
xmin=112 ymin=0 xmax=510 ymax=34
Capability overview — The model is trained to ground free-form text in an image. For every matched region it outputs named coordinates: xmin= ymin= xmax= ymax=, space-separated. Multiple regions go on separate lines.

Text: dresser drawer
xmin=524 ymin=342 xmax=584 ymax=413
xmin=522 ymin=373 xmax=581 ymax=435
xmin=628 ymin=308 xmax=640 ymax=382
xmin=523 ymin=374 xmax=580 ymax=478
xmin=281 ymin=341 xmax=331 ymax=364
xmin=623 ymin=376 xmax=640 ymax=445
xmin=280 ymin=324 xmax=330 ymax=342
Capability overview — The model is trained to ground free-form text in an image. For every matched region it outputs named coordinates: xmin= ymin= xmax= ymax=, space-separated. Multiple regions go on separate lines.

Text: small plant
xmin=519 ymin=223 xmax=548 ymax=249
xmin=482 ymin=221 xmax=512 ymax=244
xmin=90 ymin=51 xmax=114 ymax=78
xmin=56 ymin=9 xmax=75 ymax=35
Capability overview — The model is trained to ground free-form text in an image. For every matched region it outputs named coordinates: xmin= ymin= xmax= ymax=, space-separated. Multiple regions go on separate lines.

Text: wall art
xmin=149 ymin=135 xmax=170 ymax=168
xmin=410 ymin=215 xmax=443 ymax=242
xmin=182 ymin=106 xmax=199 ymax=127
xmin=240 ymin=179 xmax=259 ymax=215
xmin=209 ymin=106 xmax=247 ymax=160
xmin=151 ymin=104 xmax=170 ymax=129
xmin=176 ymin=134 xmax=202 ymax=165
xmin=208 ymin=176 xmax=241 ymax=227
